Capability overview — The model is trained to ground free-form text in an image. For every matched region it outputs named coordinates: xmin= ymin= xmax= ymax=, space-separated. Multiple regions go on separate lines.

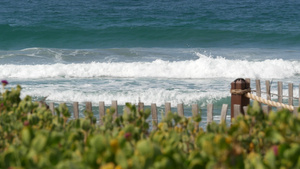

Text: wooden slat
xmin=112 ymin=100 xmax=118 ymax=120
xmin=151 ymin=103 xmax=158 ymax=130
xmin=38 ymin=101 xmax=43 ymax=108
xmin=256 ymin=79 xmax=261 ymax=97
xmin=277 ymin=107 xmax=283 ymax=111
xmin=266 ymin=80 xmax=271 ymax=100
xmin=124 ymin=102 xmax=131 ymax=115
xmin=266 ymin=80 xmax=272 ymax=110
xmin=73 ymin=102 xmax=79 ymax=119
xmin=299 ymin=84 xmax=300 ymax=106
xmin=60 ymin=102 xmax=65 ymax=117
xmin=288 ymin=83 xmax=293 ymax=105
xmin=243 ymin=106 xmax=248 ymax=116
xmin=207 ymin=104 xmax=213 ymax=124
xmin=99 ymin=101 xmax=105 ymax=125
xmin=278 ymin=81 xmax=283 ymax=103
xmin=220 ymin=104 xmax=228 ymax=123
xmin=177 ymin=103 xmax=184 ymax=117
xmin=138 ymin=102 xmax=144 ymax=112
xmin=192 ymin=104 xmax=199 ymax=131
xmin=165 ymin=102 xmax=171 ymax=117
xmin=262 ymin=105 xmax=270 ymax=115
xmin=49 ymin=102 xmax=55 ymax=115
xmin=86 ymin=102 xmax=92 ymax=112
xmin=233 ymin=104 xmax=241 ymax=118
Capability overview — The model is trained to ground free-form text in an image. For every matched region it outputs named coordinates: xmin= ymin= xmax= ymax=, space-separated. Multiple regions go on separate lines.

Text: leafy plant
xmin=1 ymin=85 xmax=300 ymax=169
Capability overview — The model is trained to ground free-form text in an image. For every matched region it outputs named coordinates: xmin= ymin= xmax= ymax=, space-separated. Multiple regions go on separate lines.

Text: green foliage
xmin=1 ymin=86 xmax=300 ymax=168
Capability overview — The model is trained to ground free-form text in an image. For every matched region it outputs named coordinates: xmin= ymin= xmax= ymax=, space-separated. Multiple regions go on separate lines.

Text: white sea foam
xmin=20 ymin=87 xmax=230 ymax=107
xmin=1 ymin=53 xmax=299 ymax=79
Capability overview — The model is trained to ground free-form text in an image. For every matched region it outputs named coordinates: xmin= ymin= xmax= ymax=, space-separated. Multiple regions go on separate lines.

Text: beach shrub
xmin=1 ymin=85 xmax=300 ymax=169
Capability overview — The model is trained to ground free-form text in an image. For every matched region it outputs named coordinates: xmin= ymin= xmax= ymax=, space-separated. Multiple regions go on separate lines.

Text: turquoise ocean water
xmin=1 ymin=0 xmax=300 ymax=123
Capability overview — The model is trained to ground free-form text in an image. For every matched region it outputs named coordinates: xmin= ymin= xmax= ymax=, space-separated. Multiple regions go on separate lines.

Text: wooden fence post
xmin=112 ymin=100 xmax=118 ymax=120
xmin=165 ymin=102 xmax=171 ymax=117
xmin=124 ymin=102 xmax=131 ymax=115
xmin=49 ymin=102 xmax=55 ymax=115
xmin=192 ymin=104 xmax=199 ymax=131
xmin=234 ymin=104 xmax=241 ymax=118
xmin=220 ymin=104 xmax=228 ymax=123
xmin=73 ymin=102 xmax=79 ymax=119
xmin=177 ymin=103 xmax=184 ymax=117
xmin=207 ymin=104 xmax=213 ymax=125
xmin=151 ymin=103 xmax=158 ymax=130
xmin=230 ymin=78 xmax=250 ymax=121
xmin=138 ymin=102 xmax=144 ymax=112
xmin=266 ymin=80 xmax=272 ymax=111
xmin=86 ymin=102 xmax=92 ymax=112
xmin=299 ymin=84 xmax=300 ymax=106
xmin=99 ymin=101 xmax=105 ymax=125
xmin=288 ymin=83 xmax=293 ymax=106
xmin=278 ymin=81 xmax=283 ymax=103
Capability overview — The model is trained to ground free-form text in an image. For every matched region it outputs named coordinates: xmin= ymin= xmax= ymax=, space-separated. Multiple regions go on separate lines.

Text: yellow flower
xmin=249 ymin=142 xmax=254 ymax=151
xmin=158 ymin=122 xmax=164 ymax=130
xmin=118 ymin=130 xmax=124 ymax=137
xmin=110 ymin=139 xmax=119 ymax=153
xmin=225 ymin=136 xmax=232 ymax=144
xmin=100 ymin=162 xmax=115 ymax=169
xmin=115 ymin=165 xmax=122 ymax=169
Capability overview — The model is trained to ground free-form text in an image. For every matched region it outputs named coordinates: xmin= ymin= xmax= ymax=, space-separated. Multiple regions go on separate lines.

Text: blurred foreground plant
xmin=1 ymin=86 xmax=300 ymax=169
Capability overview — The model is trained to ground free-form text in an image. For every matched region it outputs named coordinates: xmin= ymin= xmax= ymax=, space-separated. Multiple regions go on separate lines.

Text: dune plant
xmin=1 ymin=85 xmax=300 ymax=169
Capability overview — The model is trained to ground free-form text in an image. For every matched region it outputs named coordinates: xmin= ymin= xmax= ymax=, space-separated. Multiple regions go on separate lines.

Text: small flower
xmin=124 ymin=132 xmax=132 ymax=140
xmin=100 ymin=162 xmax=115 ymax=169
xmin=1 ymin=80 xmax=8 ymax=86
xmin=272 ymin=145 xmax=279 ymax=156
xmin=23 ymin=120 xmax=30 ymax=126
xmin=110 ymin=139 xmax=118 ymax=153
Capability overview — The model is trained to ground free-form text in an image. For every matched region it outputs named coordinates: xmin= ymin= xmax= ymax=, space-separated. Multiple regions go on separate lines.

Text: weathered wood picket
xmin=45 ymin=78 xmax=300 ymax=129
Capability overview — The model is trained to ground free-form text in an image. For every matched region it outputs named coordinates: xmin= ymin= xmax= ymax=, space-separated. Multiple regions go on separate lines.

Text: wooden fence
xmin=46 ymin=101 xmax=230 ymax=128
xmin=44 ymin=78 xmax=300 ymax=128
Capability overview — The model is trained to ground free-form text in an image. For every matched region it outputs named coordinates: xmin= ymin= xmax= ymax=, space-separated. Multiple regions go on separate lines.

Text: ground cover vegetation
xmin=1 ymin=84 xmax=300 ymax=169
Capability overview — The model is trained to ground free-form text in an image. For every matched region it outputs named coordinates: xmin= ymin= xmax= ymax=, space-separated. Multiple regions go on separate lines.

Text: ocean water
xmin=1 ymin=0 xmax=300 ymax=123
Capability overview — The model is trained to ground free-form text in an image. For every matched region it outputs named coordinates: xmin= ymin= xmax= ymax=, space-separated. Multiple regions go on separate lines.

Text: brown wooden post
xmin=234 ymin=104 xmax=241 ymax=118
xmin=207 ymin=104 xmax=213 ymax=124
xmin=192 ymin=104 xmax=199 ymax=131
xmin=177 ymin=103 xmax=184 ymax=117
xmin=231 ymin=78 xmax=250 ymax=121
xmin=220 ymin=104 xmax=228 ymax=123
xmin=151 ymin=103 xmax=158 ymax=130
xmin=288 ymin=83 xmax=293 ymax=106
xmin=278 ymin=81 xmax=283 ymax=103
xmin=299 ymin=84 xmax=300 ymax=106
xmin=86 ymin=102 xmax=92 ymax=112
xmin=73 ymin=102 xmax=79 ymax=119
xmin=243 ymin=106 xmax=248 ymax=116
xmin=124 ymin=102 xmax=131 ymax=115
xmin=266 ymin=80 xmax=272 ymax=110
xmin=49 ymin=102 xmax=55 ymax=115
xmin=99 ymin=101 xmax=105 ymax=125
xmin=138 ymin=102 xmax=144 ymax=112
xmin=112 ymin=100 xmax=118 ymax=120
xmin=165 ymin=102 xmax=171 ymax=117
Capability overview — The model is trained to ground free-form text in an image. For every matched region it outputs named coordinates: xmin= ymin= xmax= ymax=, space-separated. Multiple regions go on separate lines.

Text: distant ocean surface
xmin=1 ymin=0 xmax=300 ymax=122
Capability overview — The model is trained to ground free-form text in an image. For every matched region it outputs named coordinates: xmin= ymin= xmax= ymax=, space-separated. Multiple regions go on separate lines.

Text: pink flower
xmin=1 ymin=80 xmax=8 ymax=86
xmin=23 ymin=120 xmax=30 ymax=126
xmin=272 ymin=145 xmax=278 ymax=156
xmin=124 ymin=132 xmax=132 ymax=140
